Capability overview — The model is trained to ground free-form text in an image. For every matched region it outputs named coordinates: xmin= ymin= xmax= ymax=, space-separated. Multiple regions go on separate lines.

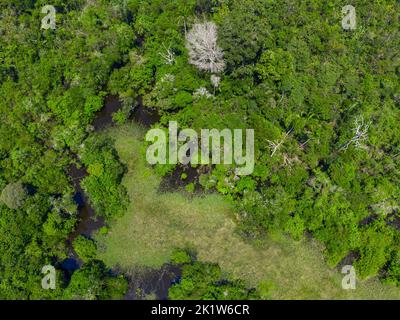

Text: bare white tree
xmin=194 ymin=87 xmax=212 ymax=99
xmin=267 ymin=128 xmax=293 ymax=157
xmin=160 ymin=73 xmax=175 ymax=83
xmin=210 ymin=74 xmax=220 ymax=88
xmin=211 ymin=74 xmax=220 ymax=86
xmin=186 ymin=21 xmax=225 ymax=73
xmin=282 ymin=153 xmax=301 ymax=168
xmin=210 ymin=74 xmax=220 ymax=94
xmin=159 ymin=43 xmax=175 ymax=65
xmin=340 ymin=116 xmax=371 ymax=151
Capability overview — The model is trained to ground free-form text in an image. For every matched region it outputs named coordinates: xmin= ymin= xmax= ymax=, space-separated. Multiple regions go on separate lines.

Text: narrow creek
xmin=123 ymin=264 xmax=182 ymax=300
xmin=66 ymin=95 xmax=159 ymax=248
xmin=63 ymin=95 xmax=180 ymax=299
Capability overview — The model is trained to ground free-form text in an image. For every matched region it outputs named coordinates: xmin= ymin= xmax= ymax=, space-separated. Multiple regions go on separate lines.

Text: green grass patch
xmin=97 ymin=123 xmax=400 ymax=299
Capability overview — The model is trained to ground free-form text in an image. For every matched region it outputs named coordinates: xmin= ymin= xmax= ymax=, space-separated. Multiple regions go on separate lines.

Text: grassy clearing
xmin=97 ymin=123 xmax=400 ymax=299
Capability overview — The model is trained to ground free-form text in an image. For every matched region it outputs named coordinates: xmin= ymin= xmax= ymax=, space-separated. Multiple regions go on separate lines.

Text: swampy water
xmin=123 ymin=264 xmax=182 ymax=300
xmin=69 ymin=96 xmax=161 ymax=244
xmin=66 ymin=164 xmax=105 ymax=244
xmin=63 ymin=95 xmax=180 ymax=299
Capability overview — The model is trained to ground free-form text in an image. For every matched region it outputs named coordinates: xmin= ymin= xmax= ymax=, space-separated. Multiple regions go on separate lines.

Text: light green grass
xmin=97 ymin=123 xmax=400 ymax=299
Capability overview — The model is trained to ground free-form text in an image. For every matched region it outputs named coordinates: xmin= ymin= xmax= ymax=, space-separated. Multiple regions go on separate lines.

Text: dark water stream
xmin=131 ymin=96 xmax=160 ymax=126
xmin=66 ymin=95 xmax=159 ymax=247
xmin=92 ymin=95 xmax=122 ymax=131
xmin=67 ymin=164 xmax=105 ymax=241
xmin=63 ymin=95 xmax=181 ymax=298
xmin=123 ymin=264 xmax=182 ymax=300
xmin=158 ymin=164 xmax=203 ymax=193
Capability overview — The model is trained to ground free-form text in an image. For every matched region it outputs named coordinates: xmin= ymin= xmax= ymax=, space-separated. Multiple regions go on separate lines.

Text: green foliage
xmin=112 ymin=110 xmax=127 ymax=125
xmin=256 ymin=49 xmax=294 ymax=82
xmin=169 ymin=262 xmax=260 ymax=300
xmin=0 ymin=194 xmax=66 ymax=299
xmin=382 ymin=249 xmax=400 ymax=287
xmin=170 ymin=249 xmax=192 ymax=265
xmin=0 ymin=182 xmax=27 ymax=209
xmin=98 ymin=226 xmax=109 ymax=236
xmin=63 ymin=260 xmax=128 ymax=300
xmin=185 ymin=182 xmax=195 ymax=193
xmin=0 ymin=0 xmax=133 ymax=299
xmin=43 ymin=211 xmax=77 ymax=238
xmin=98 ymin=124 xmax=400 ymax=299
xmin=1 ymin=0 xmax=400 ymax=300
xmin=257 ymin=280 xmax=275 ymax=300
xmin=284 ymin=214 xmax=305 ymax=241
xmin=73 ymin=236 xmax=97 ymax=263
xmin=80 ymin=134 xmax=128 ymax=219
xmin=354 ymin=222 xmax=394 ymax=279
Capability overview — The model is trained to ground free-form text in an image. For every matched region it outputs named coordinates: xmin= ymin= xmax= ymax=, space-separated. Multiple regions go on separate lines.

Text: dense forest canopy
xmin=0 ymin=0 xmax=400 ymax=299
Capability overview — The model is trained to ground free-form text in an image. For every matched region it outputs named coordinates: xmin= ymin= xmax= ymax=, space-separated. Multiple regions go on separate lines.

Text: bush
xmin=0 ymin=182 xmax=27 ymax=209
xmin=63 ymin=260 xmax=128 ymax=300
xmin=170 ymin=249 xmax=192 ymax=265
xmin=73 ymin=236 xmax=97 ymax=263
xmin=169 ymin=262 xmax=260 ymax=300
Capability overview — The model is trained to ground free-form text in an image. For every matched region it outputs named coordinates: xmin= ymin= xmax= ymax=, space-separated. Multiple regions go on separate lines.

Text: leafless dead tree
xmin=210 ymin=74 xmax=221 ymax=94
xmin=340 ymin=116 xmax=371 ymax=151
xmin=299 ymin=138 xmax=312 ymax=150
xmin=158 ymin=43 xmax=175 ymax=65
xmin=186 ymin=21 xmax=225 ymax=73
xmin=267 ymin=128 xmax=293 ymax=157
xmin=210 ymin=74 xmax=220 ymax=88
xmin=194 ymin=87 xmax=212 ymax=99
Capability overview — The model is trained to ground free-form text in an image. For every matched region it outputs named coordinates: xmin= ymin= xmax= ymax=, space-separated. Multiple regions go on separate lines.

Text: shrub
xmin=0 ymin=182 xmax=27 ymax=209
